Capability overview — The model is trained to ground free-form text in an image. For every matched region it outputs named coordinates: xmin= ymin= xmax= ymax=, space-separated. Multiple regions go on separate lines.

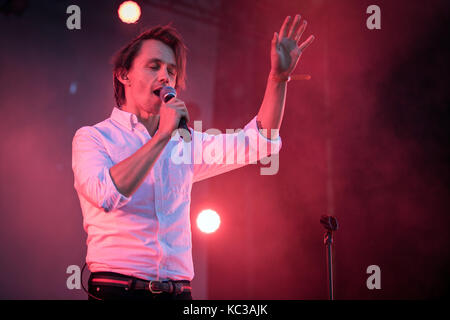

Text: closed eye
xmin=149 ymin=65 xmax=176 ymax=77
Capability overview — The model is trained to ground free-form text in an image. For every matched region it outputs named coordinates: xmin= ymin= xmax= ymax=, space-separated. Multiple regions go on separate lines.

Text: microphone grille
xmin=160 ymin=86 xmax=177 ymax=102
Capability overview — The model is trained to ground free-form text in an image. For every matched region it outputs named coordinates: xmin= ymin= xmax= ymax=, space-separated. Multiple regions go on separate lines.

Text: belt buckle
xmin=149 ymin=281 xmax=162 ymax=294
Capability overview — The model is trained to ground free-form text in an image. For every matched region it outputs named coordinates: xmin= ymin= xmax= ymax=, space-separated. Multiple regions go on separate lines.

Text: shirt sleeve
xmin=192 ymin=116 xmax=282 ymax=183
xmin=72 ymin=126 xmax=132 ymax=212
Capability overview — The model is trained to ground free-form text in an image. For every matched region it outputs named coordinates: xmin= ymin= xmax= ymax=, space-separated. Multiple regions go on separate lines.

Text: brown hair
xmin=112 ymin=24 xmax=187 ymax=107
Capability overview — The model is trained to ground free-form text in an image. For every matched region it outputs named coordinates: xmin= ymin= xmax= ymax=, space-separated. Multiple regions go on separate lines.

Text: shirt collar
xmin=111 ymin=107 xmax=139 ymax=131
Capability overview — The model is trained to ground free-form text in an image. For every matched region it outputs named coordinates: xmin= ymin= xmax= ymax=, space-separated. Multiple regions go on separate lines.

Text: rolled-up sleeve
xmin=192 ymin=116 xmax=282 ymax=182
xmin=72 ymin=126 xmax=132 ymax=212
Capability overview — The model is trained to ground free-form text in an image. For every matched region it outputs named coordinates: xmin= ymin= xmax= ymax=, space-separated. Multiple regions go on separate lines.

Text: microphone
xmin=320 ymin=215 xmax=339 ymax=231
xmin=159 ymin=86 xmax=189 ymax=133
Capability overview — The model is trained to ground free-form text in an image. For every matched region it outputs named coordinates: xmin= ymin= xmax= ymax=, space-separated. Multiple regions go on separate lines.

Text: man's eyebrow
xmin=146 ymin=58 xmax=177 ymax=69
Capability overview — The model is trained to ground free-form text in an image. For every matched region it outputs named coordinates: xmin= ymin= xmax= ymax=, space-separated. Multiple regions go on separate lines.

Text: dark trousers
xmin=88 ymin=272 xmax=193 ymax=301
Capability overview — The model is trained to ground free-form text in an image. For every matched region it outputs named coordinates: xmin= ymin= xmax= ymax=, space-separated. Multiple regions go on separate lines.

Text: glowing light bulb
xmin=118 ymin=1 xmax=141 ymax=24
xmin=196 ymin=209 xmax=221 ymax=234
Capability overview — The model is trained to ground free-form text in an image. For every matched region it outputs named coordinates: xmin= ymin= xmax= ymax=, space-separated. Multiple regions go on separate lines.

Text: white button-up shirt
xmin=72 ymin=107 xmax=281 ymax=281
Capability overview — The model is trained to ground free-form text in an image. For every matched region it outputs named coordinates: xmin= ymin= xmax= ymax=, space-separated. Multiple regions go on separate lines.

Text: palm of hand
xmin=270 ymin=14 xmax=315 ymax=77
xmin=271 ymin=37 xmax=302 ymax=75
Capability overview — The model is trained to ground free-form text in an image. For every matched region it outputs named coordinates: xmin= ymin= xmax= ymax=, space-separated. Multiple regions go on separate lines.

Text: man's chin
xmin=143 ymin=100 xmax=161 ymax=114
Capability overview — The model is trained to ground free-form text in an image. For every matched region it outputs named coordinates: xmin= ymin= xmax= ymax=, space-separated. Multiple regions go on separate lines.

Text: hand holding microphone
xmin=157 ymin=86 xmax=191 ymax=140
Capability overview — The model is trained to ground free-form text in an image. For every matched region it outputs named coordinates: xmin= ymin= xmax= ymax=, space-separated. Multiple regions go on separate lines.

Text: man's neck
xmin=121 ymin=104 xmax=160 ymax=137
xmin=140 ymin=115 xmax=160 ymax=137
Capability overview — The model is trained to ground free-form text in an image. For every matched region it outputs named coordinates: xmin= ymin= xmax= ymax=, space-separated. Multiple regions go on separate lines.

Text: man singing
xmin=72 ymin=14 xmax=314 ymax=300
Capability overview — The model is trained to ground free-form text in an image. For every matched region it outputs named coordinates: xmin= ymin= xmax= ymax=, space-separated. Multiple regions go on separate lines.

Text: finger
xmin=279 ymin=16 xmax=292 ymax=39
xmin=166 ymin=98 xmax=185 ymax=107
xmin=175 ymin=104 xmax=189 ymax=120
xmin=298 ymin=35 xmax=315 ymax=52
xmin=171 ymin=97 xmax=184 ymax=105
xmin=294 ymin=20 xmax=307 ymax=42
xmin=287 ymin=14 xmax=301 ymax=39
xmin=272 ymin=32 xmax=279 ymax=48
xmin=180 ymin=108 xmax=190 ymax=123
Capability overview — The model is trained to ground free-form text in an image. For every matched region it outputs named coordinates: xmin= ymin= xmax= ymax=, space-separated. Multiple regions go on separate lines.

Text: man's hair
xmin=112 ymin=24 xmax=187 ymax=108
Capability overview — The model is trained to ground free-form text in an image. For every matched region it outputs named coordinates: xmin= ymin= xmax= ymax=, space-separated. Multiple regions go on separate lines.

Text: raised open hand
xmin=270 ymin=14 xmax=315 ymax=80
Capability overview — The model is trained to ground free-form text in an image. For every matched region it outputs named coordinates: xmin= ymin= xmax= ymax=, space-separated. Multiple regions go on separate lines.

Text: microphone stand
xmin=320 ymin=215 xmax=338 ymax=300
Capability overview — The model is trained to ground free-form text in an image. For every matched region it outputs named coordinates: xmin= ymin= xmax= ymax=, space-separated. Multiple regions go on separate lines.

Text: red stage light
xmin=118 ymin=1 xmax=141 ymax=24
xmin=196 ymin=209 xmax=221 ymax=234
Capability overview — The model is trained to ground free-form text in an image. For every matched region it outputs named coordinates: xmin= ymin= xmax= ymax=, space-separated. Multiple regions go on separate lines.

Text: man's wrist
xmin=269 ymin=72 xmax=291 ymax=83
xmin=154 ymin=131 xmax=172 ymax=145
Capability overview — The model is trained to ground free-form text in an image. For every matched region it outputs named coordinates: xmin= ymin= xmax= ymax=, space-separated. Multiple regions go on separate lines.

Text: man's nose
xmin=157 ymin=67 xmax=170 ymax=84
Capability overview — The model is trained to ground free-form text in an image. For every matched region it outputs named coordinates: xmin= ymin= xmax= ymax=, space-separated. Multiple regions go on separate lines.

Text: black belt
xmin=90 ymin=273 xmax=192 ymax=295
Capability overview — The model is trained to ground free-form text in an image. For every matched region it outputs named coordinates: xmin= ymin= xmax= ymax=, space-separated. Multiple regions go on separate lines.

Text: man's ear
xmin=116 ymin=68 xmax=130 ymax=86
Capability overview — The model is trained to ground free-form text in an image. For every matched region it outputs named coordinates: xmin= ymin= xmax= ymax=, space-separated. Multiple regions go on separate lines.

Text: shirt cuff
xmin=244 ymin=116 xmax=282 ymax=154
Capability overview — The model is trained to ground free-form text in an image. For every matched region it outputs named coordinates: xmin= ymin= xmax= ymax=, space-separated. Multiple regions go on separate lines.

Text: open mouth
xmin=153 ymin=89 xmax=161 ymax=97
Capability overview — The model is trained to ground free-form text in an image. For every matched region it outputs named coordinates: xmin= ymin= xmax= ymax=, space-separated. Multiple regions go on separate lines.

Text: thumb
xmin=272 ymin=32 xmax=278 ymax=47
